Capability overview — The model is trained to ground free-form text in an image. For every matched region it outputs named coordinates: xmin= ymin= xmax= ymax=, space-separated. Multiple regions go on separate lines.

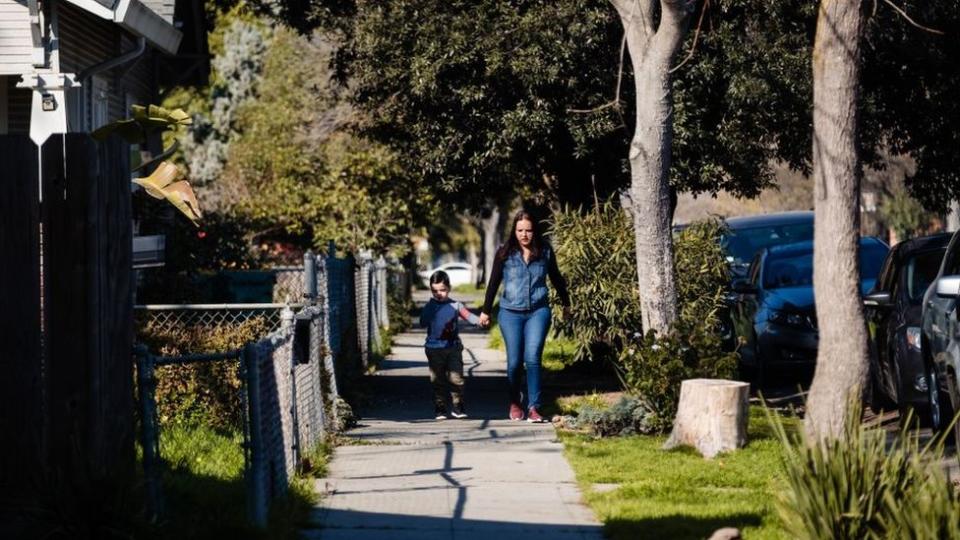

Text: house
xmin=0 ymin=0 xmax=184 ymax=144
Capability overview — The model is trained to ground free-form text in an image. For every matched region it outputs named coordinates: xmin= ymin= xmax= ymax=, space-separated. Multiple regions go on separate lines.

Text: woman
xmin=479 ymin=210 xmax=571 ymax=422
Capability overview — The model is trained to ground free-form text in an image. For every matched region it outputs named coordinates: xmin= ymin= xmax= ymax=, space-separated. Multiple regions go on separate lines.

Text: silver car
xmin=920 ymin=230 xmax=960 ymax=436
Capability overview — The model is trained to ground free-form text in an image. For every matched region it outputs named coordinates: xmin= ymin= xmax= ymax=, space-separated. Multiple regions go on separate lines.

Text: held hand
xmin=478 ymin=312 xmax=491 ymax=328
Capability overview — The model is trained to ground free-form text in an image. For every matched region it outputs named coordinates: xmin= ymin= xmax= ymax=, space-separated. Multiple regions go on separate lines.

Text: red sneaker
xmin=509 ymin=402 xmax=524 ymax=421
xmin=527 ymin=407 xmax=545 ymax=423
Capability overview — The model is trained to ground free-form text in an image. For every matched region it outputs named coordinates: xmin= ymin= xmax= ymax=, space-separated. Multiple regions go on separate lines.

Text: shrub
xmin=137 ymin=317 xmax=271 ymax=430
xmin=549 ymin=204 xmax=732 ymax=361
xmin=552 ymin=203 xmax=738 ymax=430
xmin=618 ymin=323 xmax=738 ymax=432
xmin=770 ymin=403 xmax=960 ymax=540
xmin=549 ymin=201 xmax=643 ymax=362
xmin=563 ymin=396 xmax=662 ymax=437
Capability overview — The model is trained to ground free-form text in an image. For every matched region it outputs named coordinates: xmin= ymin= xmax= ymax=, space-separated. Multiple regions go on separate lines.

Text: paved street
xmin=302 ymin=291 xmax=603 ymax=540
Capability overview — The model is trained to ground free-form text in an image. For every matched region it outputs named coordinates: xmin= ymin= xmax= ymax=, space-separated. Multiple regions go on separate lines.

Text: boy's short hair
xmin=430 ymin=270 xmax=451 ymax=289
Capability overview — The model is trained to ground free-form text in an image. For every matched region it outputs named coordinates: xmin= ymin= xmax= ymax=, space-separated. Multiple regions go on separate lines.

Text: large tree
xmin=307 ymin=0 xmax=815 ymax=333
xmin=611 ymin=0 xmax=691 ymax=333
xmin=804 ymin=0 xmax=867 ymax=442
xmin=804 ymin=2 xmax=960 ymax=440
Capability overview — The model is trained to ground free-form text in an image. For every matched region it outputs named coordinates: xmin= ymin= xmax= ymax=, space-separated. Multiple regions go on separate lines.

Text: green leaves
xmin=550 ymin=203 xmax=737 ymax=429
xmin=220 ymin=26 xmax=432 ymax=256
xmin=91 ymin=104 xmax=192 ymax=143
xmin=769 ymin=402 xmax=960 ymax=540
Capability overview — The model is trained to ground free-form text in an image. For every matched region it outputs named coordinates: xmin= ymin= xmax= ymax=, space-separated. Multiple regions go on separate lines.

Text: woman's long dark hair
xmin=496 ymin=210 xmax=543 ymax=261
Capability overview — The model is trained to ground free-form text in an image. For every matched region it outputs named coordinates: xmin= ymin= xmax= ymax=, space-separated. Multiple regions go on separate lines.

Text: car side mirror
xmin=863 ymin=290 xmax=892 ymax=307
xmin=731 ymin=279 xmax=757 ymax=295
xmin=936 ymin=275 xmax=960 ymax=298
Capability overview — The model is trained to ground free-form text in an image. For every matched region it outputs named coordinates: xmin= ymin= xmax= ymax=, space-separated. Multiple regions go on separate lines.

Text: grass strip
xmin=561 ymin=407 xmax=796 ymax=540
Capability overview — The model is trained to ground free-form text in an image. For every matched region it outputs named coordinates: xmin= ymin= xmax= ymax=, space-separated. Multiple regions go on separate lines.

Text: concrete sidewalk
xmin=302 ymin=292 xmax=603 ymax=540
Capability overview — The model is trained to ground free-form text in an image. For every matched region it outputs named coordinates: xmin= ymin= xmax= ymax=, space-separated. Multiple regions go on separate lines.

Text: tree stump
xmin=664 ymin=379 xmax=750 ymax=458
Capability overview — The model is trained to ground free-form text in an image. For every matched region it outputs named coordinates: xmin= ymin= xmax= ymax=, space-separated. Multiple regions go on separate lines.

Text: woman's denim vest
xmin=500 ymin=246 xmax=553 ymax=311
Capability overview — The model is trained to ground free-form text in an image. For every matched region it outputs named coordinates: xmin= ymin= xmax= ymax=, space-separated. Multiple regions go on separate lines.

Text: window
xmin=941 ymin=234 xmax=960 ymax=277
xmin=66 ymin=75 xmax=110 ymax=132
xmin=90 ymin=76 xmax=109 ymax=131
xmin=763 ymin=252 xmax=814 ymax=289
xmin=721 ymin=222 xmax=815 ymax=270
xmin=874 ymin=246 xmax=898 ymax=292
xmin=904 ymin=249 xmax=947 ymax=304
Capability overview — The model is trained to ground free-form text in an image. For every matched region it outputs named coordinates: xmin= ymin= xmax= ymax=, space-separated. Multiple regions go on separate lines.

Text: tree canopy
xmin=264 ymin=0 xmax=824 ymax=211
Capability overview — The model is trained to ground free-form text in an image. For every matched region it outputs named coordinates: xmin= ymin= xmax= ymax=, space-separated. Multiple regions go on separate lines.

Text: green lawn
xmin=561 ymin=408 xmax=795 ymax=540
xmin=453 ymin=283 xmax=486 ymax=294
xmin=149 ymin=424 xmax=321 ymax=540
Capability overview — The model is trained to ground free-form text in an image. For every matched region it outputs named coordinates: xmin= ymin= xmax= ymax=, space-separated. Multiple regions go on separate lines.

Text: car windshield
xmin=763 ymin=253 xmax=814 ymax=289
xmin=762 ymin=243 xmax=888 ymax=290
xmin=904 ymin=249 xmax=946 ymax=304
xmin=722 ymin=223 xmax=814 ymax=271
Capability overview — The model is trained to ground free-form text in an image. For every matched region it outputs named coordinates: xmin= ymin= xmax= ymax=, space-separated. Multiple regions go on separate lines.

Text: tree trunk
xmin=467 ymin=241 xmax=480 ymax=287
xmin=665 ymin=379 xmax=750 ymax=458
xmin=947 ymin=200 xmax=960 ymax=232
xmin=480 ymin=204 xmax=503 ymax=286
xmin=615 ymin=0 xmax=691 ymax=335
xmin=805 ymin=0 xmax=867 ymax=443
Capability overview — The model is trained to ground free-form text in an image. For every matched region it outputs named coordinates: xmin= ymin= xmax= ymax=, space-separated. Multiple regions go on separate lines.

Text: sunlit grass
xmin=561 ymin=408 xmax=797 ymax=540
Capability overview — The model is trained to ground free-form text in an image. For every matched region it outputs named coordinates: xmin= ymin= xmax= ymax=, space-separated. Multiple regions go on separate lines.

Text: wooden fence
xmin=0 ymin=134 xmax=134 ymax=535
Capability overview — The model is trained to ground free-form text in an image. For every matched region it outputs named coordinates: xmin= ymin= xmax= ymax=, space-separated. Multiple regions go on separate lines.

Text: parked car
xmin=419 ymin=261 xmax=474 ymax=288
xmin=920 ymin=230 xmax=960 ymax=436
xmin=864 ymin=233 xmax=951 ymax=420
xmin=721 ymin=211 xmax=815 ymax=278
xmin=732 ymin=237 xmax=889 ymax=387
xmin=676 ymin=211 xmax=816 ymax=349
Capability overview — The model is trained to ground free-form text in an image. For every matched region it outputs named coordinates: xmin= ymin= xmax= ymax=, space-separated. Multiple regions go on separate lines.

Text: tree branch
xmin=882 ymin=0 xmax=944 ymax=35
xmin=567 ymin=35 xmax=627 ymax=115
xmin=669 ymin=0 xmax=709 ymax=73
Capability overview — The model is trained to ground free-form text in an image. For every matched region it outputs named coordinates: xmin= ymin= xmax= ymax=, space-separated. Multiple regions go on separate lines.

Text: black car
xmin=721 ymin=211 xmax=815 ymax=279
xmin=732 ymin=237 xmax=889 ymax=387
xmin=864 ymin=233 xmax=951 ymax=420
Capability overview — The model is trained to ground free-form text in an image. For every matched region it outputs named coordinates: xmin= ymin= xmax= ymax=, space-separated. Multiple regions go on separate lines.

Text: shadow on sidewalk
xmin=305 ymin=508 xmax=604 ymax=539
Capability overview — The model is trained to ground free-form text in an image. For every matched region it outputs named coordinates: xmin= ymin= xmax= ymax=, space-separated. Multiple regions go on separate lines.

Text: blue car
xmin=731 ymin=237 xmax=889 ymax=387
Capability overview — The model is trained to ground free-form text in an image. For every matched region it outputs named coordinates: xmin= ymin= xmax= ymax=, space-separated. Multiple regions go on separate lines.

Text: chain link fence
xmin=133 ymin=245 xmax=400 ymax=527
xmin=135 ymin=303 xmax=299 ymax=335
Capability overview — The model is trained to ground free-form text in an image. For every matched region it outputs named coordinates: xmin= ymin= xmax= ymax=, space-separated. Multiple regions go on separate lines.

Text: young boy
xmin=420 ymin=270 xmax=480 ymax=420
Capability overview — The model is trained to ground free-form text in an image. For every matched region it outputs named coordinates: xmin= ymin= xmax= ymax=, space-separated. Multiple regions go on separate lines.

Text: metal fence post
xmin=136 ymin=346 xmax=163 ymax=522
xmin=243 ymin=343 xmax=268 ymax=528
xmin=282 ymin=305 xmax=301 ymax=470
xmin=317 ymin=252 xmax=339 ymax=428
xmin=304 ymin=250 xmax=317 ymax=305
xmin=376 ymin=255 xmax=389 ymax=329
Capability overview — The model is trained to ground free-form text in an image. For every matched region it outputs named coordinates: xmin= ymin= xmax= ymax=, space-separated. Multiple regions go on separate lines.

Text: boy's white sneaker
xmin=450 ymin=405 xmax=468 ymax=419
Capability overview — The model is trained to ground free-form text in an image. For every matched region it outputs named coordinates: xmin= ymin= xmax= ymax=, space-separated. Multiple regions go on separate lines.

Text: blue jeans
xmin=498 ymin=306 xmax=551 ymax=409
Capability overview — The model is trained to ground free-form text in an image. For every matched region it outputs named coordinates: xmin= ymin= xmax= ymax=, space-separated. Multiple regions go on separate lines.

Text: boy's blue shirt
xmin=420 ymin=298 xmax=480 ymax=349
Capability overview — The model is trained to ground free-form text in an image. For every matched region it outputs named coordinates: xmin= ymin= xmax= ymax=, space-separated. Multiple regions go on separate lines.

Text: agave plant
xmin=92 ymin=104 xmax=201 ymax=225
xmin=132 ymin=161 xmax=202 ymax=226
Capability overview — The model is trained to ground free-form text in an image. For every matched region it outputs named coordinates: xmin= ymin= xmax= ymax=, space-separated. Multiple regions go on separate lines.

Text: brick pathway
xmin=302 ymin=291 xmax=603 ymax=539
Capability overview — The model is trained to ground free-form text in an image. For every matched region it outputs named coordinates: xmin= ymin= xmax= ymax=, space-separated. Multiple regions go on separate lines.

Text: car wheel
xmin=867 ymin=358 xmax=895 ymax=415
xmin=926 ymin=365 xmax=955 ymax=437
xmin=896 ymin=359 xmax=921 ymax=430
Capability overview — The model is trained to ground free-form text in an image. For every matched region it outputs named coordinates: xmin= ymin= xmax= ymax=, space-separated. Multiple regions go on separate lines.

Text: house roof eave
xmin=60 ymin=0 xmax=182 ymax=55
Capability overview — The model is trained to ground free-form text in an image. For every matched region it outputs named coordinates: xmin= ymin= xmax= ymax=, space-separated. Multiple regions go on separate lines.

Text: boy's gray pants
xmin=426 ymin=345 xmax=465 ymax=410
